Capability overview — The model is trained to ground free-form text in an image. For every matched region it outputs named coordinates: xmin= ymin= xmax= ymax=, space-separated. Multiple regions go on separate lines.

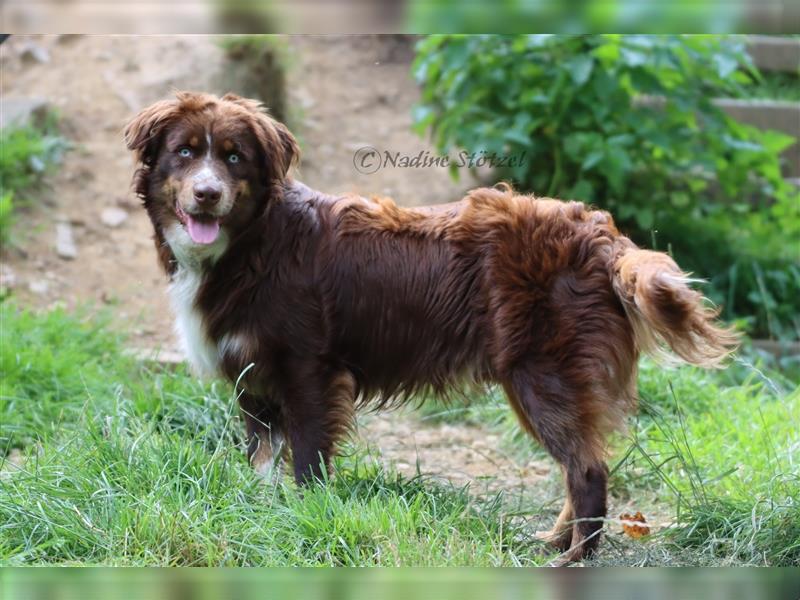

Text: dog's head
xmin=125 ymin=91 xmax=299 ymax=261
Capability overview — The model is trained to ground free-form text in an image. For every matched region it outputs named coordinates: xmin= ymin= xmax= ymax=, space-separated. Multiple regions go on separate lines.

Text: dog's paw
xmin=546 ymin=551 xmax=585 ymax=568
xmin=535 ymin=528 xmax=573 ymax=553
xmin=250 ymin=434 xmax=287 ymax=483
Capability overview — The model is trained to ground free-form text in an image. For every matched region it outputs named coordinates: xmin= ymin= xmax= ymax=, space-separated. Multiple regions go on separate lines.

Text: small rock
xmin=28 ymin=279 xmax=49 ymax=295
xmin=29 ymin=155 xmax=46 ymax=173
xmin=55 ymin=222 xmax=77 ymax=260
xmin=0 ymin=264 xmax=17 ymax=289
xmin=100 ymin=207 xmax=128 ymax=228
xmin=19 ymin=43 xmax=50 ymax=64
xmin=293 ymin=88 xmax=316 ymax=111
xmin=0 ymin=97 xmax=48 ymax=131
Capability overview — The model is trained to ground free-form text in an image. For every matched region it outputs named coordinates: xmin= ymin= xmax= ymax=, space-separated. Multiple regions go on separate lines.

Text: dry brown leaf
xmin=619 ymin=511 xmax=651 ymax=539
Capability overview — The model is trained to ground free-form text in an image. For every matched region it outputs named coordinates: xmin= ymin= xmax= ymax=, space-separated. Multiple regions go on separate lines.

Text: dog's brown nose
xmin=193 ymin=183 xmax=222 ymax=206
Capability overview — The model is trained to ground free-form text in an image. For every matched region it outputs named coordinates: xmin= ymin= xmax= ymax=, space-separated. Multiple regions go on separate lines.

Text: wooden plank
xmin=746 ymin=36 xmax=800 ymax=73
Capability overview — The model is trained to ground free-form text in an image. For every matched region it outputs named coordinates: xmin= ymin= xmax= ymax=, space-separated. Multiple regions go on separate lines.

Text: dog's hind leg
xmin=534 ymin=470 xmax=574 ymax=552
xmin=504 ymin=369 xmax=608 ymax=564
xmin=238 ymin=392 xmax=287 ymax=478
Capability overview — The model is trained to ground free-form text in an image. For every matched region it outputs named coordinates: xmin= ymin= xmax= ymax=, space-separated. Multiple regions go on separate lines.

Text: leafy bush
xmin=407 ymin=1 xmax=751 ymax=35
xmin=0 ymin=113 xmax=68 ymax=244
xmin=413 ymin=35 xmax=800 ymax=340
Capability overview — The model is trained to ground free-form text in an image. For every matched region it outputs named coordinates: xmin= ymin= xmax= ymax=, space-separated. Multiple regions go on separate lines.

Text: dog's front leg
xmin=238 ymin=391 xmax=287 ymax=479
xmin=282 ymin=358 xmax=356 ymax=485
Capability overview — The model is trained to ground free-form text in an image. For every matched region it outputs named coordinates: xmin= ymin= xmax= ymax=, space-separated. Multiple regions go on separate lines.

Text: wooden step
xmin=713 ymin=98 xmax=799 ymax=177
xmin=746 ymin=35 xmax=800 ymax=73
xmin=637 ymin=95 xmax=799 ymax=177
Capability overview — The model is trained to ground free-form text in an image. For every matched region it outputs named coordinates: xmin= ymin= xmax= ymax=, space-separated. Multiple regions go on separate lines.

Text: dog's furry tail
xmin=611 ymin=246 xmax=739 ymax=367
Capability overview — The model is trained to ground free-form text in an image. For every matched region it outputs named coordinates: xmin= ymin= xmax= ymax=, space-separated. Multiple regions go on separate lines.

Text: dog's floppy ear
xmin=222 ymin=93 xmax=300 ymax=184
xmin=264 ymin=118 xmax=300 ymax=181
xmin=124 ymin=98 xmax=182 ymax=165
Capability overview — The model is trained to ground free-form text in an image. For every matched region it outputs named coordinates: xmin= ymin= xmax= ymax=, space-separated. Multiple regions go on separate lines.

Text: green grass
xmin=0 ymin=303 xmax=543 ymax=566
xmin=0 ymin=112 xmax=68 ymax=245
xmin=619 ymin=361 xmax=800 ymax=566
xmin=1 ymin=302 xmax=798 ymax=566
xmin=739 ymin=70 xmax=800 ymax=102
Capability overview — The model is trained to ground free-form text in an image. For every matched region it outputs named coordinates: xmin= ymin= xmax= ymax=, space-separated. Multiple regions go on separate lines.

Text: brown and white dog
xmin=125 ymin=91 xmax=738 ymax=562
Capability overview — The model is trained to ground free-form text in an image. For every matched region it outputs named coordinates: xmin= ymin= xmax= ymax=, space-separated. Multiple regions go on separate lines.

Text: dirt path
xmin=359 ymin=411 xmax=555 ymax=499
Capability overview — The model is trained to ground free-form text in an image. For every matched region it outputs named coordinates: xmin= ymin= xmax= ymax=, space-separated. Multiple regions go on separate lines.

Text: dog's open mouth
xmin=175 ymin=202 xmax=221 ymax=245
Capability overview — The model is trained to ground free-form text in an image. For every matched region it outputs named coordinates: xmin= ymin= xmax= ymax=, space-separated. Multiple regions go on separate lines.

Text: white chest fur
xmin=168 ymin=267 xmax=220 ymax=377
xmin=168 ymin=268 xmax=254 ymax=379
xmin=164 ymin=222 xmax=231 ymax=378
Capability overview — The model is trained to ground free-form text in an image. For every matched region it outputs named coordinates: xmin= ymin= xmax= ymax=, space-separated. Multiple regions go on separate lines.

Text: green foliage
xmin=413 ymin=35 xmax=800 ymax=340
xmin=0 ymin=113 xmax=68 ymax=244
xmin=407 ymin=1 xmax=747 ymax=35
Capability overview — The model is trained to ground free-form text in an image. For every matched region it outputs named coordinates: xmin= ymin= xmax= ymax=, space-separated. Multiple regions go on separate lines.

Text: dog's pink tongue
xmin=186 ymin=216 xmax=220 ymax=245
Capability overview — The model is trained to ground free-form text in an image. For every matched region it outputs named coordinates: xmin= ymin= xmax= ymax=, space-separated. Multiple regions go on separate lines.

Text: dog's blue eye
xmin=228 ymin=153 xmax=240 ymax=164
xmin=178 ymin=147 xmax=192 ymax=158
